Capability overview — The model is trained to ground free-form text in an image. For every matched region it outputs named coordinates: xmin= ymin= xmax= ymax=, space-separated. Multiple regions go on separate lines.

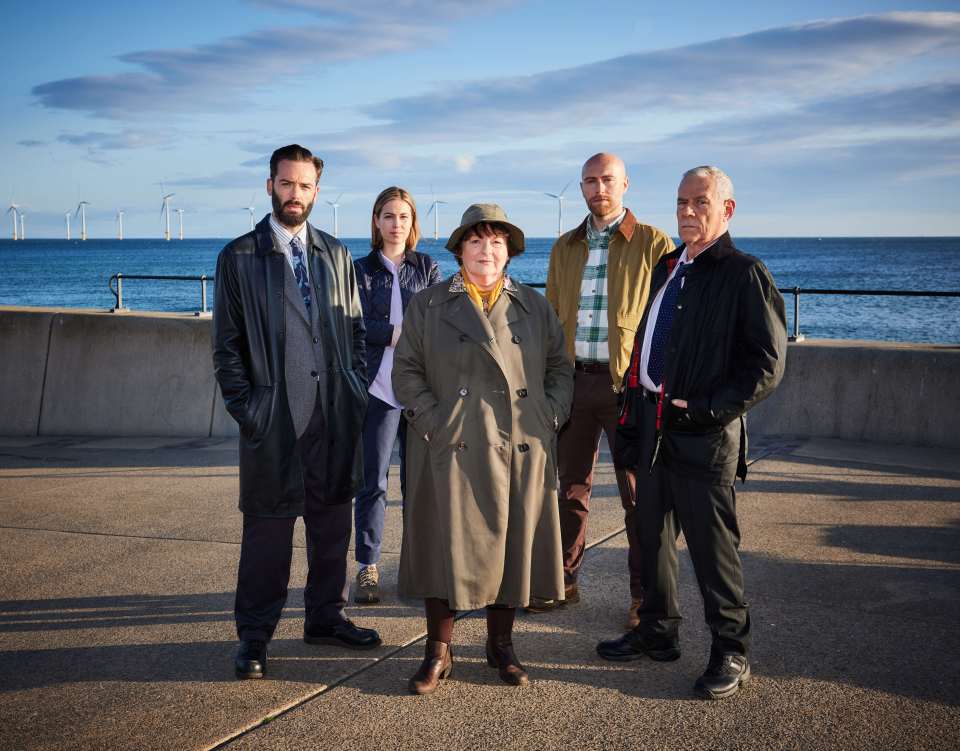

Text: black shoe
xmin=694 ymin=653 xmax=751 ymax=700
xmin=596 ymin=630 xmax=681 ymax=662
xmin=304 ymin=618 xmax=382 ymax=650
xmin=234 ymin=639 xmax=267 ymax=679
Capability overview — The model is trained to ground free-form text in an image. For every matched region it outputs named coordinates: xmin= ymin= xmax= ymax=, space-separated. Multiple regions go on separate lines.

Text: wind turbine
xmin=175 ymin=208 xmax=185 ymax=240
xmin=75 ymin=201 xmax=90 ymax=241
xmin=160 ymin=192 xmax=175 ymax=241
xmin=65 ymin=211 xmax=72 ymax=240
xmin=426 ymin=198 xmax=447 ymax=241
xmin=544 ymin=181 xmax=572 ymax=237
xmin=17 ymin=208 xmax=25 ymax=241
xmin=325 ymin=193 xmax=343 ymax=238
xmin=243 ymin=196 xmax=255 ymax=231
xmin=116 ymin=210 xmax=125 ymax=240
xmin=6 ymin=203 xmax=18 ymax=240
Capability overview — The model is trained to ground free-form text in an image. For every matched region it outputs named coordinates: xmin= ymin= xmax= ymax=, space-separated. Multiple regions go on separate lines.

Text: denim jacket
xmin=354 ymin=248 xmax=441 ymax=384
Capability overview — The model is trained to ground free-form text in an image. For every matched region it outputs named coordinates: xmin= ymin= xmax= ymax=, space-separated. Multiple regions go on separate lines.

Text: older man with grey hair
xmin=597 ymin=166 xmax=787 ymax=700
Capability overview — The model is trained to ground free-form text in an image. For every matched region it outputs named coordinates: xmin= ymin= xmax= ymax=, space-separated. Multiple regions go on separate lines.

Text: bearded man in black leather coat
xmin=213 ymin=144 xmax=381 ymax=680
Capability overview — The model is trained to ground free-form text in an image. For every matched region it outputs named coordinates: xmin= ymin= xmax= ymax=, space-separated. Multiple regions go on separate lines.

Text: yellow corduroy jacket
xmin=545 ymin=208 xmax=675 ymax=390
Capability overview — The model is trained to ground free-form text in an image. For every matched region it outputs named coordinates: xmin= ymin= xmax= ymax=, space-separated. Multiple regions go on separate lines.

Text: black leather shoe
xmin=234 ymin=639 xmax=267 ymax=679
xmin=304 ymin=618 xmax=382 ymax=650
xmin=596 ymin=630 xmax=681 ymax=662
xmin=694 ymin=653 xmax=751 ymax=699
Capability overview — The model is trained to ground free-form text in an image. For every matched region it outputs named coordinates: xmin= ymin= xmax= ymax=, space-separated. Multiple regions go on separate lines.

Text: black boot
xmin=694 ymin=652 xmax=750 ymax=700
xmin=408 ymin=640 xmax=453 ymax=695
xmin=485 ymin=635 xmax=529 ymax=686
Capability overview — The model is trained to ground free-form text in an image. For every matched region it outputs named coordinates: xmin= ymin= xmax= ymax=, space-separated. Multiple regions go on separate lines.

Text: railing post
xmin=110 ymin=273 xmax=127 ymax=313
xmin=789 ymin=286 xmax=805 ymax=342
xmin=200 ymin=275 xmax=208 ymax=315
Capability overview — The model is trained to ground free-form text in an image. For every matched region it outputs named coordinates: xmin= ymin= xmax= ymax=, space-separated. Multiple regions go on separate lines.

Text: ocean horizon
xmin=2 ymin=236 xmax=959 ymax=344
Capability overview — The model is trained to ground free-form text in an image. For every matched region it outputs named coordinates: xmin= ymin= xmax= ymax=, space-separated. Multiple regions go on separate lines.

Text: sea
xmin=1 ymin=236 xmax=958 ymax=344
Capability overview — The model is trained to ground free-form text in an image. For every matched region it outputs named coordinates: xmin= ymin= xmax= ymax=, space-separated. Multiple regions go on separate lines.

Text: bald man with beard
xmin=529 ymin=153 xmax=674 ymax=626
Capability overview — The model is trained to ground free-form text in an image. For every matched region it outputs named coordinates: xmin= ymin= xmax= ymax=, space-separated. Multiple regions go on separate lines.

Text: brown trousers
xmin=557 ymin=369 xmax=641 ymax=598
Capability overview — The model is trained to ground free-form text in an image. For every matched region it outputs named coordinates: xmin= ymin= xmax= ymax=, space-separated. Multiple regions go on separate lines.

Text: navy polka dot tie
xmin=291 ymin=237 xmax=312 ymax=311
xmin=646 ymin=262 xmax=690 ymax=387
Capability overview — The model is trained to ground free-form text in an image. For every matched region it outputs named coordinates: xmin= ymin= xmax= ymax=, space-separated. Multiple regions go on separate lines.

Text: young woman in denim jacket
xmin=352 ymin=187 xmax=441 ymax=603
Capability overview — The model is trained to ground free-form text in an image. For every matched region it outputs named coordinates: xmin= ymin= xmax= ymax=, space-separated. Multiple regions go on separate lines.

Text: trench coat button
xmin=457 ymin=441 xmax=467 ymax=451
xmin=313 ymin=336 xmax=319 ymax=344
xmin=517 ymin=443 xmax=529 ymax=452
xmin=310 ymin=370 xmax=318 ymax=378
xmin=516 ymin=388 xmax=528 ymax=397
xmin=459 ymin=387 xmax=469 ymax=397
xmin=405 ymin=408 xmax=416 ymax=418
xmin=459 ymin=334 xmax=468 ymax=342
xmin=511 ymin=334 xmax=521 ymax=343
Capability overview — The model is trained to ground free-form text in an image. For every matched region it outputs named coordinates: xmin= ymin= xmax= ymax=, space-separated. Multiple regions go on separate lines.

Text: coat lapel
xmin=439 ymin=292 xmax=508 ymax=374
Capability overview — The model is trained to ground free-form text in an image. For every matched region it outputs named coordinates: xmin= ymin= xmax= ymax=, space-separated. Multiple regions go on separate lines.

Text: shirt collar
xmin=269 ymin=214 xmax=308 ymax=249
xmin=586 ymin=208 xmax=627 ymax=243
xmin=449 ymin=270 xmax=518 ymax=294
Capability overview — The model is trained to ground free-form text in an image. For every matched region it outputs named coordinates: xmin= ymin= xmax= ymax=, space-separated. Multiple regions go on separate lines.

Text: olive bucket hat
xmin=445 ymin=203 xmax=525 ymax=257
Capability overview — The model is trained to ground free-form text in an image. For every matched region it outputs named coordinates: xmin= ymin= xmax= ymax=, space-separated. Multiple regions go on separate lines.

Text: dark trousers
xmin=355 ymin=393 xmax=406 ymax=565
xmin=633 ymin=402 xmax=750 ymax=655
xmin=557 ymin=369 xmax=641 ymax=598
xmin=235 ymin=403 xmax=352 ymax=642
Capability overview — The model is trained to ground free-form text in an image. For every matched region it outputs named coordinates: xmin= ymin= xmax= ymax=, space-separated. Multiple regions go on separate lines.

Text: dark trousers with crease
xmin=235 ymin=402 xmax=351 ymax=642
xmin=632 ymin=398 xmax=750 ymax=656
xmin=558 ymin=369 xmax=642 ymax=598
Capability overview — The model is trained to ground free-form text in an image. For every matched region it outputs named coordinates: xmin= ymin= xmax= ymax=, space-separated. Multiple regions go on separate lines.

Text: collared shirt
xmin=269 ymin=214 xmax=310 ymax=280
xmin=368 ymin=253 xmax=404 ymax=408
xmin=574 ymin=209 xmax=626 ymax=363
xmin=638 ymin=238 xmax=720 ymax=392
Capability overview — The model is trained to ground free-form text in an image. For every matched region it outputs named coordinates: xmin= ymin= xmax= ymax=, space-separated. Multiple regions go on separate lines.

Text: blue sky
xmin=2 ymin=0 xmax=958 ymax=239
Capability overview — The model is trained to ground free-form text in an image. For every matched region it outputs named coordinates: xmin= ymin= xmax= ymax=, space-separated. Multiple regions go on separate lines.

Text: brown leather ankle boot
xmin=485 ymin=635 xmax=529 ymax=686
xmin=408 ymin=640 xmax=453 ymax=695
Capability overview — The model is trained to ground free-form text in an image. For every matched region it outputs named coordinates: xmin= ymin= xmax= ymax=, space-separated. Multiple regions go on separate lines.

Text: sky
xmin=1 ymin=0 xmax=959 ymax=239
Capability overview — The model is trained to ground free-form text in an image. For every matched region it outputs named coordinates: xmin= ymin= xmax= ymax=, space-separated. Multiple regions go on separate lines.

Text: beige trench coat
xmin=392 ymin=275 xmax=574 ymax=610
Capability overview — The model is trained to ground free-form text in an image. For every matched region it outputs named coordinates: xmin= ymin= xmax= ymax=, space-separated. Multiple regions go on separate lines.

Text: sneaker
xmin=525 ymin=583 xmax=579 ymax=613
xmin=354 ymin=564 xmax=380 ymax=604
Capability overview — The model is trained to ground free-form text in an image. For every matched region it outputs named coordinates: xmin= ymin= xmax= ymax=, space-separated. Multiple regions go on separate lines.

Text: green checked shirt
xmin=574 ymin=209 xmax=626 ymax=362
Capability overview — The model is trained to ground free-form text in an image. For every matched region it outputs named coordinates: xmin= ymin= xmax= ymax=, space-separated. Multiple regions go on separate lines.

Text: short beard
xmin=588 ymin=197 xmax=618 ymax=220
xmin=272 ymin=192 xmax=314 ymax=228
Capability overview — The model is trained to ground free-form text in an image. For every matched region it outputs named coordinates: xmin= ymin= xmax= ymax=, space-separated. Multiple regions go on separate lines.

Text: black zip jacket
xmin=354 ymin=248 xmax=440 ymax=385
xmin=616 ymin=232 xmax=787 ymax=484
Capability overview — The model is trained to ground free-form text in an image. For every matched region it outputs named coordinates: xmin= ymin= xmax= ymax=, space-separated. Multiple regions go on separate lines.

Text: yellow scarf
xmin=462 ymin=270 xmax=505 ymax=314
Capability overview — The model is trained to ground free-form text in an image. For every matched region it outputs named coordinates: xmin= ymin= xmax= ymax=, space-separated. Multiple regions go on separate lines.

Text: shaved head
xmin=580 ymin=152 xmax=629 ymax=226
xmin=582 ymin=152 xmax=626 ymax=180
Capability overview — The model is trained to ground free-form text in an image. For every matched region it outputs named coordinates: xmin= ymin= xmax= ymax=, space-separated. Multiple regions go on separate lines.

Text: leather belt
xmin=574 ymin=360 xmax=609 ymax=374
xmin=641 ymin=388 xmax=660 ymax=404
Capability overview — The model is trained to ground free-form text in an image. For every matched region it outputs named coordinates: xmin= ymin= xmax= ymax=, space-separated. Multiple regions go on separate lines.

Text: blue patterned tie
xmin=291 ymin=237 xmax=312 ymax=311
xmin=646 ymin=262 xmax=690 ymax=387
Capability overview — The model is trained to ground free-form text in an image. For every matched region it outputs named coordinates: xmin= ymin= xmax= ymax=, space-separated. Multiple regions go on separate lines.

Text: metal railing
xmin=779 ymin=287 xmax=960 ymax=341
xmin=109 ymin=273 xmax=211 ymax=316
xmin=526 ymin=282 xmax=959 ymax=342
xmin=106 ymin=274 xmax=960 ymax=339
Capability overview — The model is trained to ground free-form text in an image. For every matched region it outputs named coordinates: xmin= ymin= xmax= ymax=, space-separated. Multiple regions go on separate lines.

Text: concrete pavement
xmin=0 ymin=435 xmax=957 ymax=750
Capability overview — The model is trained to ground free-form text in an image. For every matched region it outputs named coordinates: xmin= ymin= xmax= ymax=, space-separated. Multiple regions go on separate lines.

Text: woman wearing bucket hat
xmin=392 ymin=203 xmax=574 ymax=694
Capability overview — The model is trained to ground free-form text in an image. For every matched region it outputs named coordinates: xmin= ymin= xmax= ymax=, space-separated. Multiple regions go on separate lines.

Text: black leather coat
xmin=354 ymin=248 xmax=440 ymax=384
xmin=213 ymin=216 xmax=367 ymax=516
xmin=616 ymin=232 xmax=787 ymax=484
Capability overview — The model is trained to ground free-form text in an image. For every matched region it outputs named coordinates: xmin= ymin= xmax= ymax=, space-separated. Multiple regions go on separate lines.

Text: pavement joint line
xmin=203 ymin=632 xmax=432 ymax=751
xmin=206 ymin=526 xmax=633 ymax=749
xmin=0 ymin=524 xmax=242 ymax=546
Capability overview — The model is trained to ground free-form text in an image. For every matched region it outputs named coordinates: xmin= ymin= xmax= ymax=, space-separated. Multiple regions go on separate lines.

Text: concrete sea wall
xmin=1 ymin=307 xmax=958 ymax=446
